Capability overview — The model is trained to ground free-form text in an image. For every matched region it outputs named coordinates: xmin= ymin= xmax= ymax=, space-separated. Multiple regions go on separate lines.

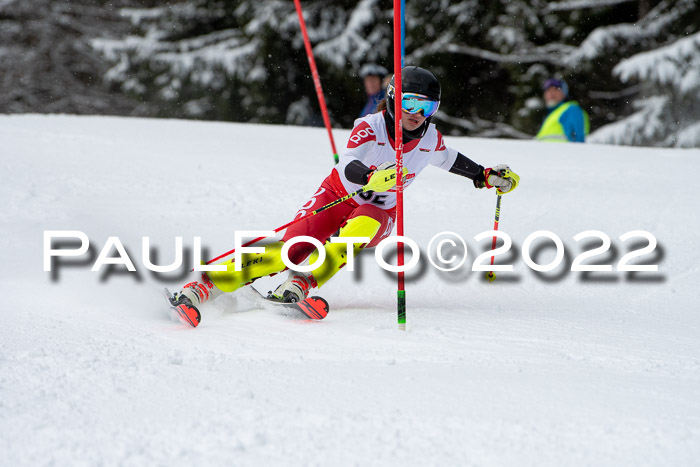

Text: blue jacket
xmin=359 ymin=90 xmax=386 ymax=117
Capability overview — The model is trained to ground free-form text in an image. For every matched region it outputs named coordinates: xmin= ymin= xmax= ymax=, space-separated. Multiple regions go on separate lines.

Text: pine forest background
xmin=1 ymin=0 xmax=699 ymax=147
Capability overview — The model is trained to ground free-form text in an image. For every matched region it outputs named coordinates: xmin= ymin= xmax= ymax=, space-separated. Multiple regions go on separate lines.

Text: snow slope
xmin=2 ymin=114 xmax=699 ymax=466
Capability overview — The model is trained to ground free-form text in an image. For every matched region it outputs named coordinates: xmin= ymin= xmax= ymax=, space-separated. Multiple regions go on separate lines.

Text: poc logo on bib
xmin=348 ymin=123 xmax=376 ymax=148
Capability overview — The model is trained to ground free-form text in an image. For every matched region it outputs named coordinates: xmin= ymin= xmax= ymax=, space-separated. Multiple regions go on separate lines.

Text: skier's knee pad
xmin=208 ymin=241 xmax=287 ymax=292
xmin=308 ymin=215 xmax=381 ymax=288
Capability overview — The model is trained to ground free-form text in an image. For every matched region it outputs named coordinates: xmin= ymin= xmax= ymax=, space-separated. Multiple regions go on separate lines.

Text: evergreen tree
xmin=92 ymin=0 xmax=387 ymax=126
xmin=0 ymin=0 xmax=148 ymax=114
xmin=578 ymin=0 xmax=700 ymax=147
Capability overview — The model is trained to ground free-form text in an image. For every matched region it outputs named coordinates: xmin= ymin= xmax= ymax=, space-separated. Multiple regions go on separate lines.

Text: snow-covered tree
xmin=4 ymin=0 xmax=697 ymax=146
xmin=0 ymin=0 xmax=145 ymax=115
xmin=90 ymin=0 xmax=586 ymax=136
xmin=589 ymin=30 xmax=700 ymax=147
xmin=565 ymin=0 xmax=699 ymax=147
xmin=91 ymin=0 xmax=389 ymax=125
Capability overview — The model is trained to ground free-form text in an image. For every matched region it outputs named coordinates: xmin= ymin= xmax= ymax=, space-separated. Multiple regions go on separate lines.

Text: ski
xmin=164 ymin=288 xmax=201 ymax=328
xmin=164 ymin=286 xmax=329 ymax=327
xmin=249 ymin=287 xmax=330 ymax=320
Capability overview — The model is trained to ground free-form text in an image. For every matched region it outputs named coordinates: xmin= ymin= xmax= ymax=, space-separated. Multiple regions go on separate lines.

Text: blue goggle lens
xmin=401 ymin=94 xmax=439 ymax=117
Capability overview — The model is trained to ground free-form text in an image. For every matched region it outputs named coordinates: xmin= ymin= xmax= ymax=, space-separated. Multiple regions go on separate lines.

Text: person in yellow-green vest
xmin=536 ymin=78 xmax=589 ymax=143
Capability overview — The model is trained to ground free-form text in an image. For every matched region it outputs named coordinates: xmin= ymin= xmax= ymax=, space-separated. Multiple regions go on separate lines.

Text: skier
xmin=536 ymin=78 xmax=589 ymax=143
xmin=167 ymin=66 xmax=520 ymax=326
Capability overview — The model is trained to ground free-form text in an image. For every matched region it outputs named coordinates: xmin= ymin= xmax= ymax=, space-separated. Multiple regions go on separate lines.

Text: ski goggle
xmin=401 ymin=93 xmax=440 ymax=117
xmin=389 ymin=85 xmax=440 ymax=117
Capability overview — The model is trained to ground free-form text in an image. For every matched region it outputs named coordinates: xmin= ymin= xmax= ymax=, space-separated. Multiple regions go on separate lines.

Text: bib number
xmin=358 ymin=191 xmax=388 ymax=206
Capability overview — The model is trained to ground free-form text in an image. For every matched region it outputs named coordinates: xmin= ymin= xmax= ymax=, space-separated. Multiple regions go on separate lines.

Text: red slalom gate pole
xmin=293 ymin=0 xmax=339 ymax=164
xmin=393 ymin=0 xmax=406 ymax=330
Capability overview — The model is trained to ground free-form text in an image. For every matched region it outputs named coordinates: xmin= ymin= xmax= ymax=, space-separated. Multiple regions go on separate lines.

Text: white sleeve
xmin=430 ymin=146 xmax=459 ymax=171
xmin=428 ymin=130 xmax=458 ymax=170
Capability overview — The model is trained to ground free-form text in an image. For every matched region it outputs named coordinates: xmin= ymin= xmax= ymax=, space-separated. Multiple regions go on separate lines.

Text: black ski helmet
xmin=386 ymin=66 xmax=441 ymax=140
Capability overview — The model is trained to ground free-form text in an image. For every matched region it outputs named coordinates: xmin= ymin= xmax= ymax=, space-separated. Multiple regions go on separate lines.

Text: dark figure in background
xmin=359 ymin=64 xmax=388 ymax=117
xmin=536 ymin=78 xmax=590 ymax=143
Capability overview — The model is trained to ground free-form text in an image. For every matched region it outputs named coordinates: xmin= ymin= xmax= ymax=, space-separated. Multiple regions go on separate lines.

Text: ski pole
xmin=203 ymin=186 xmax=369 ymax=265
xmin=486 ymin=193 xmax=502 ymax=282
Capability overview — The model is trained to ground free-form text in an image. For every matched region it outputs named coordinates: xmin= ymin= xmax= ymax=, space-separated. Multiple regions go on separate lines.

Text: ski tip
xmin=176 ymin=303 xmax=201 ymax=327
xmin=164 ymin=288 xmax=201 ymax=328
xmin=297 ymin=296 xmax=329 ymax=320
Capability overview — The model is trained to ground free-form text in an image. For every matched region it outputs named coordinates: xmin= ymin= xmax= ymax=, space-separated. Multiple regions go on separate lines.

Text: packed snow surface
xmin=2 ymin=115 xmax=699 ymax=466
